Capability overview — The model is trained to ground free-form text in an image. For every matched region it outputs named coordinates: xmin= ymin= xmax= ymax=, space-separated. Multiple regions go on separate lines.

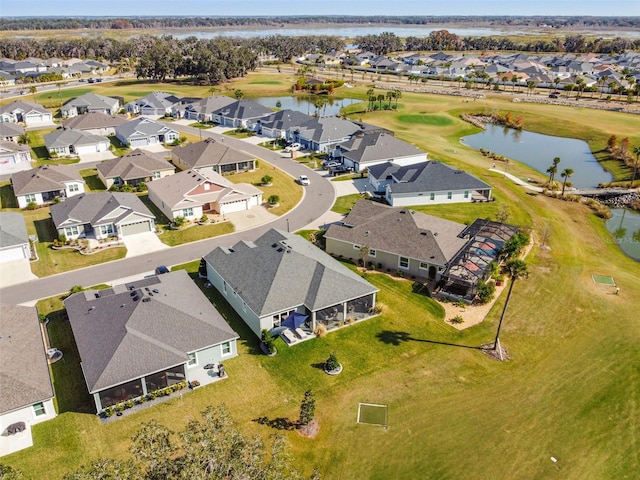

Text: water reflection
xmin=606 ymin=208 xmax=640 ymax=262
xmin=252 ymin=96 xmax=361 ymax=117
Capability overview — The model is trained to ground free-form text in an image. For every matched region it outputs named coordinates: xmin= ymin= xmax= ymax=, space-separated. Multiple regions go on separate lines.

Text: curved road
xmin=0 ymin=126 xmax=336 ymax=304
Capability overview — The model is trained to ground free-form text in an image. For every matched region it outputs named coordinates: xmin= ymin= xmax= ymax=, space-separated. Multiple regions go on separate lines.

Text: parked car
xmin=87 ymin=78 xmax=95 ymax=83
xmin=78 ymin=78 xmax=86 ymax=82
xmin=323 ymin=161 xmax=339 ymax=170
xmin=298 ymin=175 xmax=310 ymax=186
xmin=284 ymin=142 xmax=301 ymax=152
xmin=549 ymin=93 xmax=559 ymax=99
xmin=155 ymin=265 xmax=170 ymax=275
xmin=330 ymin=165 xmax=353 ymax=175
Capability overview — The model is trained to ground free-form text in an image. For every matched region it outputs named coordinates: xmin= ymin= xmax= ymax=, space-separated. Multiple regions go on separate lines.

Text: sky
xmin=1 ymin=0 xmax=639 ymax=18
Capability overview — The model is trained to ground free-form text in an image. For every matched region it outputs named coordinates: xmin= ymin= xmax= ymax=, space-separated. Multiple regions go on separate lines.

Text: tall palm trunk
xmin=493 ymin=278 xmax=516 ymax=350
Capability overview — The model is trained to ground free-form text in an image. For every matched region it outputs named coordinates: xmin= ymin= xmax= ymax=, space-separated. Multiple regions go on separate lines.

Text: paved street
xmin=0 ymin=126 xmax=337 ymax=305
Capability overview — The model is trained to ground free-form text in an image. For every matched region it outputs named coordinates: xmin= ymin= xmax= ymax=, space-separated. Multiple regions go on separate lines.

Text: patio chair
xmin=281 ymin=328 xmax=297 ymax=344
xmin=294 ymin=327 xmax=308 ymax=340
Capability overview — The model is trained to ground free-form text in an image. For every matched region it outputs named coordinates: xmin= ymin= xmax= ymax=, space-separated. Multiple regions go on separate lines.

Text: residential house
xmin=0 ymin=100 xmax=53 ymax=126
xmin=60 ymin=93 xmax=120 ymax=118
xmin=0 ymin=304 xmax=56 ymax=457
xmin=50 ymin=191 xmax=156 ymax=240
xmin=335 ymin=131 xmax=426 ymax=173
xmin=0 ymin=140 xmax=32 ymax=170
xmin=44 ymin=128 xmax=111 ymax=157
xmin=63 ymin=270 xmax=239 ymax=414
xmin=61 ymin=111 xmax=128 ymax=136
xmin=287 ymin=116 xmax=363 ymax=153
xmin=115 ymin=117 xmax=179 ymax=148
xmin=97 ymin=149 xmax=175 ymax=189
xmin=203 ymin=228 xmax=379 ymax=339
xmin=211 ymin=99 xmax=273 ymax=130
xmin=147 ymin=168 xmax=262 ymax=221
xmin=125 ymin=91 xmax=182 ymax=117
xmin=256 ymin=109 xmax=314 ymax=139
xmin=175 ymin=95 xmax=235 ymax=122
xmin=171 ymin=137 xmax=256 ymax=174
xmin=368 ymin=161 xmax=493 ymax=206
xmin=11 ymin=164 xmax=85 ymax=209
xmin=325 ymin=200 xmax=468 ymax=282
xmin=0 ymin=71 xmax=16 ymax=86
xmin=0 ymin=121 xmax=25 ymax=142
xmin=0 ymin=213 xmax=31 ymax=263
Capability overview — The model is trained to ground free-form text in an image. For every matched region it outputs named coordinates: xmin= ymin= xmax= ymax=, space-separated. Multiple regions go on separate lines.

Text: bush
xmin=325 ymin=352 xmax=341 ymax=371
xmin=314 ymin=324 xmax=327 ymax=338
xmin=26 ymin=201 xmax=37 ymax=210
xmin=450 ymin=315 xmax=464 ymax=324
xmin=261 ymin=329 xmax=276 ymax=354
xmin=476 ymin=280 xmax=496 ymax=304
xmin=200 ymin=214 xmax=208 ymax=223
xmin=261 ymin=175 xmax=273 ymax=185
xmin=268 ymin=194 xmax=279 ymax=205
xmin=136 ymin=182 xmax=147 ymax=192
xmin=173 ymin=216 xmax=186 ymax=228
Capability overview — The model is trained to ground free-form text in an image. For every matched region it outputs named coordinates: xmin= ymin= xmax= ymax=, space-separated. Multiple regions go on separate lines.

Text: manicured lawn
xmin=332 ymin=194 xmax=361 ymax=214
xmin=158 ymin=222 xmax=235 ymax=246
xmin=79 ymin=168 xmax=106 ymax=191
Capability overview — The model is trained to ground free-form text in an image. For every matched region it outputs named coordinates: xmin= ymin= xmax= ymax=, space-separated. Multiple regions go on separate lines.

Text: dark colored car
xmin=549 ymin=93 xmax=559 ymax=99
xmin=155 ymin=265 xmax=169 ymax=275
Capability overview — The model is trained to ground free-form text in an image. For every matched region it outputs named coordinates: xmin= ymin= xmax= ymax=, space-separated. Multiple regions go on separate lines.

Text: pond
xmin=252 ymin=96 xmax=362 ymax=117
xmin=605 ymin=208 xmax=640 ymax=262
xmin=460 ymin=125 xmax=612 ymax=188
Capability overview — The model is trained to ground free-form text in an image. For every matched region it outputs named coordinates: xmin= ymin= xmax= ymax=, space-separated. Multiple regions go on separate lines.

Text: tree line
xmin=1 ymin=16 xmax=639 ymax=31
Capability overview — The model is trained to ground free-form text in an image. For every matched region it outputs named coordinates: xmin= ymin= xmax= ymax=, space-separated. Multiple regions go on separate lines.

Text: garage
xmin=129 ymin=138 xmax=149 ymax=148
xmin=120 ymin=220 xmax=152 ymax=236
xmin=0 ymin=244 xmax=30 ymax=262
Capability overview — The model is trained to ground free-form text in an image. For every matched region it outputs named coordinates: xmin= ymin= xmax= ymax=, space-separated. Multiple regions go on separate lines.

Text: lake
xmin=460 ymin=125 xmax=612 ymax=188
xmin=606 ymin=208 xmax=640 ymax=262
xmin=252 ymin=96 xmax=362 ymax=116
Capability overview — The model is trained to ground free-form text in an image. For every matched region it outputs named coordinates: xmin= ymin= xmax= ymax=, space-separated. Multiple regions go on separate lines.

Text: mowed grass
xmin=3 ymin=73 xmax=640 ymax=479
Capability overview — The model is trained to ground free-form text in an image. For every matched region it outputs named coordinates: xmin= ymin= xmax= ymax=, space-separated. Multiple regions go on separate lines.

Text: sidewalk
xmin=489 ymin=168 xmax=544 ymax=192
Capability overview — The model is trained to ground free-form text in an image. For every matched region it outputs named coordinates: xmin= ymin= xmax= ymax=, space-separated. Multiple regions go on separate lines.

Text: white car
xmin=285 ymin=142 xmax=302 ymax=152
xmin=299 ymin=175 xmax=310 ymax=186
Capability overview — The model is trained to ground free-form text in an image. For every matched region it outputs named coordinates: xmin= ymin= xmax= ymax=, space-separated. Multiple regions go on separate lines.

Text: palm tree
xmin=29 ymin=85 xmax=37 ymax=102
xmin=366 ymin=88 xmax=375 ymax=110
xmin=561 ymin=168 xmax=574 ymax=196
xmin=492 ymin=259 xmax=528 ymax=355
xmin=233 ymin=89 xmax=244 ymax=100
xmin=56 ymin=82 xmax=63 ymax=107
xmin=393 ymin=89 xmax=402 ymax=110
xmin=631 ymin=145 xmax=640 ymax=188
xmin=547 ymin=157 xmax=560 ymax=186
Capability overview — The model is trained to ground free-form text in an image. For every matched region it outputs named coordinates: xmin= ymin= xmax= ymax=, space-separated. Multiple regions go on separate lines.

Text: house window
xmin=68 ymin=184 xmax=79 ymax=192
xmin=353 ymin=244 xmax=361 ymax=250
xmin=33 ymin=402 xmax=46 ymax=416
xmin=419 ymin=262 xmax=429 ymax=270
xmin=65 ymin=226 xmax=79 ymax=236
xmin=24 ymin=193 xmax=36 ymax=203
xmin=187 ymin=352 xmax=197 ymax=366
xmin=100 ymin=224 xmax=114 ymax=236
xmin=369 ymin=249 xmax=376 ymax=257
xmin=221 ymin=342 xmax=231 ymax=356
xmin=430 ymin=192 xmax=435 ymax=201
xmin=222 ymin=281 xmax=227 ymax=295
xmin=447 ymin=192 xmax=452 ymax=200
xmin=464 ymin=190 xmax=469 ymax=198
xmin=183 ymin=208 xmax=193 ymax=217
xmin=399 ymin=256 xmax=409 ymax=269
xmin=153 ymin=171 xmax=161 ymax=179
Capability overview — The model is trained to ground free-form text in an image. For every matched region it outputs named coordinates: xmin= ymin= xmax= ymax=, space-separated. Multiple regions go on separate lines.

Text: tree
xmin=495 ymin=204 xmax=510 ymax=223
xmin=366 ymin=87 xmax=375 ymax=110
xmin=130 ymin=421 xmax=174 ymax=479
xmin=547 ymin=156 xmax=560 ymax=186
xmin=29 ymin=85 xmax=37 ymax=102
xmin=492 ymin=259 xmax=528 ymax=355
xmin=234 ymin=89 xmax=244 ymax=100
xmin=632 ymin=145 xmax=640 ymax=188
xmin=0 ymin=463 xmax=24 ymax=480
xmin=56 ymin=82 xmax=63 ymax=107
xmin=561 ymin=167 xmax=574 ymax=196
xmin=359 ymin=244 xmax=370 ymax=267
xmin=393 ymin=88 xmax=402 ymax=109
xmin=298 ymin=390 xmax=316 ymax=426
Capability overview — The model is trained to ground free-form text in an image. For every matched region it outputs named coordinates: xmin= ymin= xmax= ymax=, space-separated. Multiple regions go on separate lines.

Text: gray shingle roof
xmin=0 ymin=212 xmax=28 ymax=248
xmin=258 ymin=109 xmax=314 ymax=131
xmin=11 ymin=164 xmax=83 ymax=196
xmin=375 ymin=161 xmax=492 ymax=194
xmin=62 ymin=93 xmax=119 ymax=111
xmin=44 ymin=128 xmax=109 ymax=149
xmin=0 ymin=122 xmax=25 ymax=137
xmin=0 ymin=139 xmax=30 ymax=155
xmin=204 ymin=228 xmax=378 ymax=316
xmin=171 ymin=137 xmax=254 ymax=169
xmin=338 ymin=132 xmax=425 ymax=165
xmin=63 ymin=270 xmax=239 ymax=392
xmin=184 ymin=95 xmax=235 ymax=115
xmin=61 ymin=112 xmax=128 ymax=130
xmin=131 ymin=91 xmax=181 ymax=110
xmin=292 ymin=116 xmax=362 ymax=143
xmin=325 ymin=200 xmax=468 ymax=265
xmin=0 ymin=304 xmax=54 ymax=414
xmin=49 ymin=191 xmax=154 ymax=229
xmin=0 ymin=100 xmax=49 ymax=116
xmin=213 ymin=99 xmax=273 ymax=121
xmin=115 ymin=117 xmax=177 ymax=141
xmin=96 ymin=149 xmax=174 ymax=181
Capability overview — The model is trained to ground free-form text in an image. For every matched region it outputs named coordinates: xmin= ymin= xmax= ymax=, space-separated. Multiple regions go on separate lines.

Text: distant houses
xmin=0 ymin=100 xmax=53 ymax=126
xmin=114 ymin=117 xmax=179 ymax=148
xmin=60 ymin=93 xmax=120 ymax=118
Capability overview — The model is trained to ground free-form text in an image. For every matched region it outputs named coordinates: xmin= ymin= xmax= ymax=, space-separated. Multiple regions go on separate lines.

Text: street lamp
xmin=286 ymin=218 xmax=290 ymax=232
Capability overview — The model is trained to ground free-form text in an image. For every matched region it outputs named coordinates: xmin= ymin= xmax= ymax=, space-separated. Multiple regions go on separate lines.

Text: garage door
xmin=129 ymin=138 xmax=149 ymax=147
xmin=0 ymin=245 xmax=29 ymax=262
xmin=120 ymin=220 xmax=151 ymax=236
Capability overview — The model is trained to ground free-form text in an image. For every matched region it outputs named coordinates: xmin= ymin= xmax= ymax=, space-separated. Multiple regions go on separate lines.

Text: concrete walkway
xmin=489 ymin=168 xmax=544 ymax=193
xmin=122 ymin=232 xmax=169 ymax=258
xmin=0 ymin=259 xmax=38 ymax=289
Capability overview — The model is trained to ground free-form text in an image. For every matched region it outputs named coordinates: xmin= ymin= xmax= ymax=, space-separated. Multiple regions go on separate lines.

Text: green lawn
xmin=158 ymin=222 xmax=235 ymax=246
xmin=79 ymin=168 xmax=106 ymax=191
xmin=332 ymin=194 xmax=362 ymax=214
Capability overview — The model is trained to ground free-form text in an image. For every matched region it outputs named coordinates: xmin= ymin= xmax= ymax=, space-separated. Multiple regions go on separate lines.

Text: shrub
xmin=261 ymin=175 xmax=273 ymax=185
xmin=450 ymin=315 xmax=464 ymax=324
xmin=314 ymin=323 xmax=327 ymax=338
xmin=26 ymin=201 xmax=38 ymax=210
xmin=136 ymin=182 xmax=147 ymax=192
xmin=476 ymin=280 xmax=496 ymax=304
xmin=58 ymin=233 xmax=67 ymax=244
xmin=268 ymin=194 xmax=279 ymax=205
xmin=325 ymin=352 xmax=341 ymax=371
xmin=200 ymin=214 xmax=208 ymax=223
xmin=173 ymin=216 xmax=186 ymax=228
xmin=261 ymin=329 xmax=276 ymax=354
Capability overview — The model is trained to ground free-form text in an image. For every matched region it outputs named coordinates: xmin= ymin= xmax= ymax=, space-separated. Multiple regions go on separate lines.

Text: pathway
xmin=488 ymin=167 xmax=544 ymax=193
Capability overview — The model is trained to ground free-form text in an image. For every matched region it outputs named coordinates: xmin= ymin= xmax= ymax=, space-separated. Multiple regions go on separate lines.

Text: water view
xmin=460 ymin=125 xmax=612 ymax=188
xmin=252 ymin=96 xmax=362 ymax=116
xmin=606 ymin=208 xmax=640 ymax=262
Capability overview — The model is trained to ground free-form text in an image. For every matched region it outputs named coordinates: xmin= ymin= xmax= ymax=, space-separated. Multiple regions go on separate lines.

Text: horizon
xmin=2 ymin=1 xmax=640 ymax=18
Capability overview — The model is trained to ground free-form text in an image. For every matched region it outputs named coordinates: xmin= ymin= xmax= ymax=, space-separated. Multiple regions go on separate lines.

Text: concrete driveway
xmin=136 ymin=144 xmax=169 ymax=154
xmin=122 ymin=232 xmax=169 ymax=258
xmin=331 ymin=176 xmax=369 ymax=196
xmin=0 ymin=259 xmax=38 ymax=290
xmin=78 ymin=151 xmax=115 ymax=163
xmin=224 ymin=205 xmax=278 ymax=232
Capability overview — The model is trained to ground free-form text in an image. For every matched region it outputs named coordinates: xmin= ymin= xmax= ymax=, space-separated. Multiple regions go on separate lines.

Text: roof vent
xmin=94 ymin=293 xmax=100 ymax=298
xmin=142 ymin=297 xmax=151 ymax=303
xmin=88 ymin=306 xmax=95 ymax=311
xmin=132 ymin=295 xmax=139 ymax=301
xmin=129 ymin=286 xmax=135 ymax=291
xmin=277 ymin=247 xmax=283 ymax=252
xmin=434 ymin=232 xmax=438 ymax=236
xmin=152 ymin=288 xmax=159 ymax=293
xmin=420 ymin=232 xmax=427 ymax=236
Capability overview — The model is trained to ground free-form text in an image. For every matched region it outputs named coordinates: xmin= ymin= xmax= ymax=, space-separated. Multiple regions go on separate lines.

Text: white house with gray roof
xmin=368 ymin=161 xmax=493 ymax=206
xmin=174 ymin=95 xmax=235 ymax=122
xmin=61 ymin=111 xmax=128 ymax=136
xmin=287 ymin=116 xmax=363 ymax=153
xmin=0 ymin=212 xmax=30 ymax=263
xmin=335 ymin=131 xmax=426 ymax=173
xmin=0 ymin=140 xmax=32 ymax=175
xmin=60 ymin=93 xmax=120 ymax=118
xmin=0 ymin=122 xmax=24 ymax=142
xmin=44 ymin=128 xmax=111 ymax=157
xmin=115 ymin=117 xmax=179 ymax=148
xmin=171 ymin=137 xmax=256 ymax=174
xmin=125 ymin=91 xmax=181 ymax=117
xmin=0 ymin=100 xmax=53 ymax=126
xmin=0 ymin=304 xmax=56 ymax=457
xmin=147 ymin=168 xmax=262 ymax=221
xmin=256 ymin=109 xmax=314 ymax=139
xmin=97 ymin=149 xmax=174 ymax=189
xmin=11 ymin=164 xmax=85 ymax=209
xmin=203 ymin=228 xmax=379 ymax=339
xmin=211 ymin=99 xmax=273 ymax=130
xmin=50 ymin=191 xmax=156 ymax=240
xmin=325 ymin=200 xmax=469 ymax=282
xmin=64 ymin=270 xmax=239 ymax=414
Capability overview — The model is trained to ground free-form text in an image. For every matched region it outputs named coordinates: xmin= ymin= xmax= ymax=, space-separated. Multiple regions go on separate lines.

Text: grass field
xmin=2 ymin=71 xmax=640 ymax=479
